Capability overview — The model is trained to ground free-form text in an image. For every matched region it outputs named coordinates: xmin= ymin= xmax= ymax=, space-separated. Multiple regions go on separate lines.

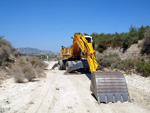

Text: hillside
xmin=94 ymin=26 xmax=150 ymax=77
xmin=16 ymin=47 xmax=60 ymax=56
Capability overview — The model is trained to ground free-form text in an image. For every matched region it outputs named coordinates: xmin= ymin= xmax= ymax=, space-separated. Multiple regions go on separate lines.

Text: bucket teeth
xmin=113 ymin=95 xmax=115 ymax=103
xmin=90 ymin=71 xmax=131 ymax=103
xmin=97 ymin=93 xmax=130 ymax=103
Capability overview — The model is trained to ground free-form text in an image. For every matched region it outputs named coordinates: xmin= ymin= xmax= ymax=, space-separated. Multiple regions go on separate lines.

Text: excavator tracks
xmin=90 ymin=71 xmax=131 ymax=103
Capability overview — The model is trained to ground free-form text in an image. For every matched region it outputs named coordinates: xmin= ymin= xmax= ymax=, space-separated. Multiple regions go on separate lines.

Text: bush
xmin=0 ymin=37 xmax=45 ymax=82
xmin=12 ymin=55 xmax=46 ymax=82
xmin=12 ymin=66 xmax=25 ymax=83
xmin=0 ymin=39 xmax=12 ymax=48
xmin=22 ymin=64 xmax=36 ymax=81
xmin=98 ymin=54 xmax=121 ymax=67
xmin=22 ymin=56 xmax=44 ymax=68
xmin=141 ymin=28 xmax=150 ymax=55
xmin=136 ymin=59 xmax=150 ymax=77
xmin=97 ymin=53 xmax=150 ymax=77
xmin=36 ymin=67 xmax=43 ymax=74
xmin=138 ymin=26 xmax=146 ymax=39
xmin=0 ymin=39 xmax=13 ymax=66
xmin=117 ymin=59 xmax=135 ymax=71
xmin=35 ymin=66 xmax=45 ymax=77
xmin=12 ymin=63 xmax=36 ymax=82
xmin=30 ymin=56 xmax=43 ymax=68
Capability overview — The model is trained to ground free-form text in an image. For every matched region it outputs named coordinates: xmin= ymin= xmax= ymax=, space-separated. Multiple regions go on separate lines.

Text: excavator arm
xmin=73 ymin=33 xmax=100 ymax=72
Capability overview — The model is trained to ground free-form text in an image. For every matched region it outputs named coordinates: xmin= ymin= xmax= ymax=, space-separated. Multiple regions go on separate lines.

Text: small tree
xmin=129 ymin=25 xmax=137 ymax=33
xmin=138 ymin=25 xmax=145 ymax=39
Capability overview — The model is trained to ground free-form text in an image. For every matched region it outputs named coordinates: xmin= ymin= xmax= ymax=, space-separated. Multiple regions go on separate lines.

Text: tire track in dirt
xmin=25 ymin=71 xmax=58 ymax=113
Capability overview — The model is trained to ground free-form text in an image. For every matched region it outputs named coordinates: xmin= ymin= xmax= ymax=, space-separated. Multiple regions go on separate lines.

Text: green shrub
xmin=91 ymin=26 xmax=150 ymax=52
xmin=125 ymin=71 xmax=132 ymax=75
xmin=117 ymin=59 xmax=135 ymax=71
xmin=138 ymin=26 xmax=146 ymax=39
xmin=130 ymin=36 xmax=138 ymax=44
xmin=141 ymin=28 xmax=150 ymax=55
xmin=136 ymin=59 xmax=150 ymax=77
xmin=97 ymin=53 xmax=136 ymax=71
xmin=98 ymin=54 xmax=121 ymax=67
xmin=111 ymin=62 xmax=118 ymax=68
xmin=97 ymin=52 xmax=150 ymax=77
xmin=97 ymin=36 xmax=107 ymax=52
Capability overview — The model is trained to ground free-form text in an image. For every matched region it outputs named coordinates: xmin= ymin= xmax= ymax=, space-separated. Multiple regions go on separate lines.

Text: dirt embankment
xmin=0 ymin=61 xmax=150 ymax=113
xmin=96 ymin=40 xmax=150 ymax=60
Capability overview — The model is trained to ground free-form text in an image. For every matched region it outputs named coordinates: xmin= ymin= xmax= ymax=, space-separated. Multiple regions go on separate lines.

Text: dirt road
xmin=0 ymin=61 xmax=150 ymax=113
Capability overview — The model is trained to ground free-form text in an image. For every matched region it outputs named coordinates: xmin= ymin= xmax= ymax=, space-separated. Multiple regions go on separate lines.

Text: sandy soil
xmin=0 ymin=61 xmax=150 ymax=113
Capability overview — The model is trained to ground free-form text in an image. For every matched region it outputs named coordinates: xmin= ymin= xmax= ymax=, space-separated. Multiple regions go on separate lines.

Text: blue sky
xmin=0 ymin=0 xmax=150 ymax=52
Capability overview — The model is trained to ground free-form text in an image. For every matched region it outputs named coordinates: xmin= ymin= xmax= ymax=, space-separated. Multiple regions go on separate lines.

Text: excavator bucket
xmin=90 ymin=71 xmax=130 ymax=103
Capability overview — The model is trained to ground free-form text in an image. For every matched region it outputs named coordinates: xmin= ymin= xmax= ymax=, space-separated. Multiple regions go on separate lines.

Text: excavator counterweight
xmin=58 ymin=33 xmax=130 ymax=103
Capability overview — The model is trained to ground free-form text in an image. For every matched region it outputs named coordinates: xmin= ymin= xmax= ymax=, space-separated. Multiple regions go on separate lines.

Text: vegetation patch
xmin=91 ymin=26 xmax=150 ymax=52
xmin=0 ymin=39 xmax=13 ymax=66
xmin=12 ymin=56 xmax=46 ymax=83
xmin=97 ymin=54 xmax=150 ymax=77
xmin=136 ymin=59 xmax=150 ymax=77
xmin=12 ymin=66 xmax=25 ymax=83
xmin=141 ymin=28 xmax=150 ymax=55
xmin=0 ymin=37 xmax=47 ymax=83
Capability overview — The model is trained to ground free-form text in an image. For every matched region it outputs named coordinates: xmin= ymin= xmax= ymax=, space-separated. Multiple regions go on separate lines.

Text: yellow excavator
xmin=58 ymin=33 xmax=130 ymax=103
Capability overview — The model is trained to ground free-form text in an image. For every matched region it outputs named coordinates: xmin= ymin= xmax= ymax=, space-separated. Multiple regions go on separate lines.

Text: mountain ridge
xmin=16 ymin=47 xmax=60 ymax=56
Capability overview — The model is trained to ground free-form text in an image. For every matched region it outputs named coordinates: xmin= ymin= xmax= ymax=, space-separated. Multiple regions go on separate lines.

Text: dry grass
xmin=0 ymin=39 xmax=46 ymax=83
xmin=12 ymin=66 xmax=25 ymax=83
xmin=12 ymin=56 xmax=46 ymax=83
xmin=12 ymin=64 xmax=37 ymax=83
xmin=23 ymin=64 xmax=36 ymax=81
xmin=0 ymin=45 xmax=11 ymax=66
xmin=36 ymin=66 xmax=46 ymax=77
xmin=0 ymin=39 xmax=17 ymax=68
xmin=21 ymin=56 xmax=44 ymax=68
